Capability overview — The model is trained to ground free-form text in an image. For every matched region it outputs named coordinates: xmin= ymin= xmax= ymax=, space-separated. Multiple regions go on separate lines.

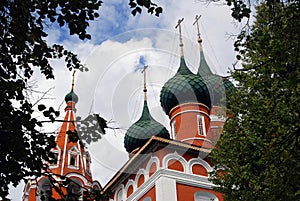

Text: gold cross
xmin=175 ymin=18 xmax=184 ymax=56
xmin=141 ymin=65 xmax=148 ymax=101
xmin=193 ymin=15 xmax=203 ymax=45
xmin=71 ymin=70 xmax=76 ymax=91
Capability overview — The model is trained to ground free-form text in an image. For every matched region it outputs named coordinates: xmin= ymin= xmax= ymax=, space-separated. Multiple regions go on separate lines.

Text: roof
xmin=124 ymin=101 xmax=170 ymax=153
xmin=160 ymin=56 xmax=211 ymax=115
xmin=102 ymin=136 xmax=212 ymax=193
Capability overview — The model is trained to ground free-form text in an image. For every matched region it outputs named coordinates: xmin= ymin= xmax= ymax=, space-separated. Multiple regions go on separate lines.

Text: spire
xmin=124 ymin=66 xmax=170 ymax=154
xmin=141 ymin=65 xmax=148 ymax=101
xmin=193 ymin=15 xmax=213 ymax=76
xmin=71 ymin=70 xmax=76 ymax=91
xmin=193 ymin=15 xmax=203 ymax=50
xmin=65 ymin=70 xmax=78 ymax=104
xmin=175 ymin=18 xmax=184 ymax=57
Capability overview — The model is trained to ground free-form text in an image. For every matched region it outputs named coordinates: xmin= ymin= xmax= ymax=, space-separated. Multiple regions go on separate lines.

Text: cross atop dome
xmin=193 ymin=15 xmax=203 ymax=48
xmin=141 ymin=65 xmax=148 ymax=101
xmin=175 ymin=18 xmax=185 ymax=57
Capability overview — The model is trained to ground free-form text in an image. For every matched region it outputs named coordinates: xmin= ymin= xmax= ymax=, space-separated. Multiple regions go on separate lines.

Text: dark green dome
xmin=160 ymin=57 xmax=211 ymax=115
xmin=124 ymin=101 xmax=170 ymax=153
xmin=198 ymin=49 xmax=234 ymax=106
xmin=65 ymin=90 xmax=79 ymax=103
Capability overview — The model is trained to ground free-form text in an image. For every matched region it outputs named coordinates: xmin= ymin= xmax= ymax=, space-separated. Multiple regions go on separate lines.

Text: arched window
xmin=38 ymin=178 xmax=52 ymax=201
xmin=197 ymin=114 xmax=206 ymax=136
xmin=67 ymin=178 xmax=82 ymax=201
xmin=116 ymin=188 xmax=123 ymax=201
xmin=194 ymin=191 xmax=218 ymax=201
xmin=143 ymin=196 xmax=152 ymax=201
xmin=49 ymin=146 xmax=60 ymax=167
xmin=68 ymin=146 xmax=79 ymax=169
xmin=85 ymin=152 xmax=91 ymax=174
xmin=171 ymin=120 xmax=177 ymax=139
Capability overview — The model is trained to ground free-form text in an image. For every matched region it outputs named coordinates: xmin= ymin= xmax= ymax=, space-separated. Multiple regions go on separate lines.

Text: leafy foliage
xmin=129 ymin=0 xmax=163 ymax=16
xmin=210 ymin=1 xmax=300 ymax=200
xmin=0 ymin=0 xmax=164 ymax=199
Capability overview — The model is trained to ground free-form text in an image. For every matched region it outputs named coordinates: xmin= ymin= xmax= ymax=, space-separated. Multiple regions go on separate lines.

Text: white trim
xmin=194 ymin=191 xmax=219 ymax=201
xmin=171 ymin=119 xmax=177 ymax=140
xmin=49 ymin=146 xmax=61 ymax=168
xmin=64 ymin=173 xmax=92 ymax=187
xmin=197 ymin=114 xmax=207 ymax=136
xmin=61 ymin=110 xmax=72 ymax=175
xmin=124 ymin=179 xmax=136 ymax=198
xmin=169 ymin=102 xmax=210 ymax=115
xmin=114 ymin=184 xmax=125 ymax=201
xmin=162 ymin=151 xmax=188 ymax=173
xmin=181 ymin=137 xmax=213 ymax=144
xmin=145 ymin=156 xmax=160 ymax=176
xmin=125 ymin=168 xmax=216 ymax=201
xmin=170 ymin=110 xmax=210 ymax=122
xmin=156 ymin=177 xmax=177 ymax=201
xmin=134 ymin=169 xmax=147 ymax=189
xmin=210 ymin=115 xmax=226 ymax=122
xmin=68 ymin=146 xmax=80 ymax=170
xmin=187 ymin=157 xmax=213 ymax=175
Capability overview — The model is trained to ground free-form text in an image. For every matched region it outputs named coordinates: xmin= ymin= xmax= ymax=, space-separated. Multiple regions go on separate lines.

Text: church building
xmin=23 ymin=17 xmax=233 ymax=201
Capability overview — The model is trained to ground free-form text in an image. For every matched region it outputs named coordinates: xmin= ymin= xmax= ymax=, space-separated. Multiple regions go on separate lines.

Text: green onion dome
xmin=160 ymin=56 xmax=211 ymax=115
xmin=124 ymin=101 xmax=170 ymax=153
xmin=198 ymin=50 xmax=234 ymax=106
xmin=65 ymin=90 xmax=79 ymax=103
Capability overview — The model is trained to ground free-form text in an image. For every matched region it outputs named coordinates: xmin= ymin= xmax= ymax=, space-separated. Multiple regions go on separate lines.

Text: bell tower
xmin=23 ymin=72 xmax=101 ymax=201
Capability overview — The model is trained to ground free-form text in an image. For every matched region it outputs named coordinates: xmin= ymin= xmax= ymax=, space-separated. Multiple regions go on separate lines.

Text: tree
xmin=210 ymin=1 xmax=300 ymax=200
xmin=0 ymin=0 xmax=162 ymax=199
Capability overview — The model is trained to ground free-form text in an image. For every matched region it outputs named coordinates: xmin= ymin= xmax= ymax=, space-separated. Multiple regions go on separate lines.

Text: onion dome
xmin=198 ymin=48 xmax=234 ymax=106
xmin=160 ymin=57 xmax=211 ymax=115
xmin=65 ymin=89 xmax=79 ymax=103
xmin=124 ymin=101 xmax=170 ymax=153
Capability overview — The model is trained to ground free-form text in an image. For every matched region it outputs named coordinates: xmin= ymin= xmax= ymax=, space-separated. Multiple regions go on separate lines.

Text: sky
xmin=9 ymin=0 xmax=248 ymax=199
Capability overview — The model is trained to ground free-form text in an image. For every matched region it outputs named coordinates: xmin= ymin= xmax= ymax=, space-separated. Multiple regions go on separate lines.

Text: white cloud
xmin=10 ymin=1 xmax=246 ymax=199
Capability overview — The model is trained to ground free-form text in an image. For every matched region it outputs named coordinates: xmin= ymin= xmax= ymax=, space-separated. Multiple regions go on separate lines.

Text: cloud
xmin=9 ymin=1 xmax=246 ymax=199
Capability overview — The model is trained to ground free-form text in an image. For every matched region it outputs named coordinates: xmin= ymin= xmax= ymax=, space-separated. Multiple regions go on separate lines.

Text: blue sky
xmin=9 ymin=0 xmax=248 ymax=199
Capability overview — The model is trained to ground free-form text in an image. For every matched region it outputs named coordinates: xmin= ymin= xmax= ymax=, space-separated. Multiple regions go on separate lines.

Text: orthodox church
xmin=23 ymin=17 xmax=234 ymax=201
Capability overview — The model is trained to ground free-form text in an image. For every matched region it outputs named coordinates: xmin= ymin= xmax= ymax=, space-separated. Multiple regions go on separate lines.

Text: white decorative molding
xmin=145 ymin=156 xmax=160 ymax=176
xmin=210 ymin=115 xmax=226 ymax=122
xmin=135 ymin=168 xmax=148 ymax=188
xmin=126 ymin=168 xmax=216 ymax=201
xmin=114 ymin=184 xmax=125 ymax=201
xmin=67 ymin=145 xmax=80 ymax=170
xmin=187 ymin=157 xmax=213 ymax=175
xmin=181 ymin=137 xmax=213 ymax=144
xmin=156 ymin=177 xmax=177 ymax=201
xmin=64 ymin=173 xmax=92 ymax=187
xmin=162 ymin=151 xmax=188 ymax=173
xmin=124 ymin=179 xmax=136 ymax=198
xmin=49 ymin=145 xmax=61 ymax=168
xmin=170 ymin=110 xmax=210 ymax=122
xmin=194 ymin=191 xmax=219 ymax=201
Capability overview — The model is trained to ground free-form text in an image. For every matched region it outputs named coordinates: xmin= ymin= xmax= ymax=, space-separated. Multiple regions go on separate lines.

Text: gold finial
xmin=141 ymin=65 xmax=148 ymax=101
xmin=71 ymin=70 xmax=76 ymax=91
xmin=175 ymin=18 xmax=184 ymax=57
xmin=193 ymin=15 xmax=203 ymax=49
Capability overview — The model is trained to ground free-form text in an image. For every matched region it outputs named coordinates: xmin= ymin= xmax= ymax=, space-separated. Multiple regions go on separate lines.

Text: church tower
xmin=23 ymin=73 xmax=101 ymax=201
xmin=101 ymin=18 xmax=227 ymax=201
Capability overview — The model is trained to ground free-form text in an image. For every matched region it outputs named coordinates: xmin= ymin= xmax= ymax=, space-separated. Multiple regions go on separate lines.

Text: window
xmin=67 ymin=179 xmax=82 ymax=201
xmin=194 ymin=191 xmax=218 ymax=201
xmin=38 ymin=179 xmax=52 ymax=201
xmin=197 ymin=115 xmax=206 ymax=136
xmin=143 ymin=197 xmax=152 ymax=201
xmin=49 ymin=147 xmax=60 ymax=167
xmin=68 ymin=146 xmax=79 ymax=169
xmin=85 ymin=152 xmax=91 ymax=174
xmin=171 ymin=120 xmax=177 ymax=139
